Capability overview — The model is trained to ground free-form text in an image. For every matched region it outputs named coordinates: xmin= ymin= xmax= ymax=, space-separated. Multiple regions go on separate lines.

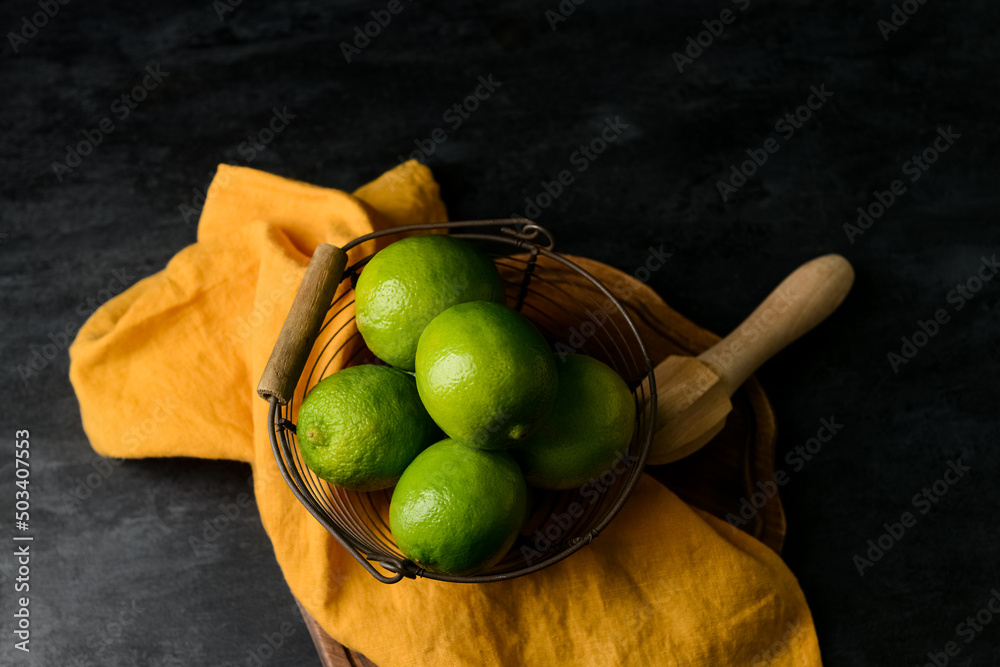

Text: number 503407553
xmin=15 ymin=430 xmax=30 ymax=524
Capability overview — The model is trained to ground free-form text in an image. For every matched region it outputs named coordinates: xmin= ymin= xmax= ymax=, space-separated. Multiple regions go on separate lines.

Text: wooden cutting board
xmin=294 ymin=255 xmax=786 ymax=667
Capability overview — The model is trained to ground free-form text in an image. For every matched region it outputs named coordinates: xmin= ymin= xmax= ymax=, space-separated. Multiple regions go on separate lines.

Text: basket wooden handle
xmin=257 ymin=244 xmax=349 ymax=405
xmin=697 ymin=253 xmax=854 ymax=396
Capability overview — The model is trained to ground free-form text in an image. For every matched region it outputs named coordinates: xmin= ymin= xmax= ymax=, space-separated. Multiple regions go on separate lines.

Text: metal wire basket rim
xmin=340 ymin=218 xmax=553 ymax=255
xmin=267 ymin=398 xmax=407 ymax=584
xmin=268 ymin=220 xmax=657 ymax=583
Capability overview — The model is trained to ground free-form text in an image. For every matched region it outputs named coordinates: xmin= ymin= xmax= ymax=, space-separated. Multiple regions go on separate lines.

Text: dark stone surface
xmin=1 ymin=0 xmax=998 ymax=664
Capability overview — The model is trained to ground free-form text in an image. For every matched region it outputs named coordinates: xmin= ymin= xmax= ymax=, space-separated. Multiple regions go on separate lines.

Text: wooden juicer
xmin=648 ymin=254 xmax=854 ymax=464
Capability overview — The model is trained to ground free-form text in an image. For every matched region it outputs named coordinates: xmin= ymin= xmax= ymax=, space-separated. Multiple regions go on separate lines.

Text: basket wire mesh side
xmin=266 ymin=220 xmax=656 ymax=584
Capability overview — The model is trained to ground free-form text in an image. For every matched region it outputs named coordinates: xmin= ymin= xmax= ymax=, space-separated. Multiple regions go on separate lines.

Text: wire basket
xmin=257 ymin=219 xmax=656 ymax=584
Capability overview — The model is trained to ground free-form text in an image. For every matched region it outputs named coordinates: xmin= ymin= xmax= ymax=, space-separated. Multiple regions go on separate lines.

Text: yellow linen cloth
xmin=69 ymin=162 xmax=821 ymax=666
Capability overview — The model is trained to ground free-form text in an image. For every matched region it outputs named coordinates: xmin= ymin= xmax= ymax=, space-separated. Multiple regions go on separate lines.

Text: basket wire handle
xmin=257 ymin=244 xmax=349 ymax=405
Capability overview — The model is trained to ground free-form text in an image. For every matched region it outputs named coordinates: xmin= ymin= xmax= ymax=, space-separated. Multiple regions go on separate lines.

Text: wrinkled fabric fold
xmin=69 ymin=161 xmax=821 ymax=666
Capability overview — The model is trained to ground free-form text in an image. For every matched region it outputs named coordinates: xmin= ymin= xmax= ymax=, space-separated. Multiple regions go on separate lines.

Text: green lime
xmin=415 ymin=301 xmax=558 ymax=449
xmin=514 ymin=354 xmax=636 ymax=490
xmin=389 ymin=439 xmax=527 ymax=575
xmin=295 ymin=365 xmax=435 ymax=491
xmin=354 ymin=235 xmax=505 ymax=371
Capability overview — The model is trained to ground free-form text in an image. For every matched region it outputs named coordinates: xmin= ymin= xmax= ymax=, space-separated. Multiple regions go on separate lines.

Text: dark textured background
xmin=1 ymin=0 xmax=998 ymax=665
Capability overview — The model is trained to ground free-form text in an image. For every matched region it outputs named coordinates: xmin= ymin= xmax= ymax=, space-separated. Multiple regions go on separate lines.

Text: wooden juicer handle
xmin=697 ymin=254 xmax=856 ymax=397
xmin=649 ymin=254 xmax=855 ymax=465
